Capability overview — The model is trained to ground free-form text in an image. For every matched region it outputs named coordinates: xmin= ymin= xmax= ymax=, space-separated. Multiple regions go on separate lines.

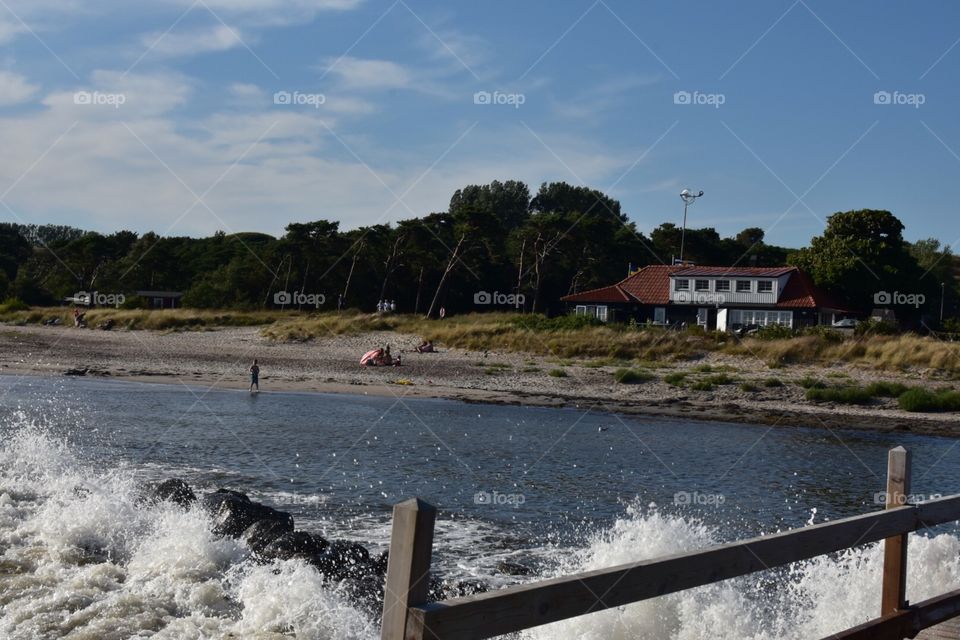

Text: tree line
xmin=0 ymin=181 xmax=955 ymax=321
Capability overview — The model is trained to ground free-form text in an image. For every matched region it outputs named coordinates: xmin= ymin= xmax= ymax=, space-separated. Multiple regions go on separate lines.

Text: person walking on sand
xmin=249 ymin=359 xmax=260 ymax=393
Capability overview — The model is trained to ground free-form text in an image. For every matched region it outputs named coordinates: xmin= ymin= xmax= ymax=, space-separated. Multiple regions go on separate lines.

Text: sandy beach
xmin=1 ymin=323 xmax=958 ymax=437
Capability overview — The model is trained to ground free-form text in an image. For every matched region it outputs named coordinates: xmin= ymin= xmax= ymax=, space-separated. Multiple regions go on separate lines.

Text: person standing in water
xmin=249 ymin=359 xmax=260 ymax=393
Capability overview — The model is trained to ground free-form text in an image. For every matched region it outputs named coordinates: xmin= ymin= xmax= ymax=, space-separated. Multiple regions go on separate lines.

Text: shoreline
xmin=1 ymin=324 xmax=958 ymax=437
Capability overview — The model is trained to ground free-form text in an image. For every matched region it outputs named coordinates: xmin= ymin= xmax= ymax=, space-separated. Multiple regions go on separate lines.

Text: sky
xmin=1 ymin=0 xmax=959 ymax=250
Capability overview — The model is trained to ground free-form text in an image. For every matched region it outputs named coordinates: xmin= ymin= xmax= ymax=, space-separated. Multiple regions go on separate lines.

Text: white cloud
xmin=140 ymin=24 xmax=246 ymax=59
xmin=323 ymin=56 xmax=413 ymax=90
xmin=0 ymin=71 xmax=39 ymax=105
xmin=43 ymin=70 xmax=191 ymax=118
xmin=0 ymin=18 xmax=25 ymax=44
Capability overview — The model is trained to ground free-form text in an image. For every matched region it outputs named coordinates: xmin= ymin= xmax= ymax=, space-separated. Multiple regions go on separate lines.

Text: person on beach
xmin=249 ymin=359 xmax=260 ymax=392
xmin=416 ymin=340 xmax=434 ymax=353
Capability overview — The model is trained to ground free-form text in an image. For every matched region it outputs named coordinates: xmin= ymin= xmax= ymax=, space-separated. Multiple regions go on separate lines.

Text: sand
xmin=1 ymin=324 xmax=958 ymax=437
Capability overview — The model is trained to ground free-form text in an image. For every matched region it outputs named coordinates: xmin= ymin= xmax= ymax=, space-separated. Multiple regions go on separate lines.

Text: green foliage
xmin=739 ymin=382 xmax=759 ymax=392
xmin=702 ymin=373 xmax=735 ymax=385
xmin=753 ymin=324 xmax=797 ymax=340
xmin=764 ymin=377 xmax=784 ymax=387
xmin=898 ymin=388 xmax=960 ymax=412
xmin=511 ymin=314 xmax=606 ymax=331
xmin=0 ymin=297 xmax=29 ymax=313
xmin=690 ymin=380 xmax=715 ymax=391
xmin=801 ymin=325 xmax=846 ymax=342
xmin=613 ymin=368 xmax=654 ymax=384
xmin=854 ymin=319 xmax=900 ymax=336
xmin=864 ymin=381 xmax=910 ymax=397
xmin=547 ymin=368 xmax=568 ymax=378
xmin=789 ymin=210 xmax=931 ymax=316
xmin=664 ymin=372 xmax=688 ymax=386
xmin=806 ymin=386 xmax=874 ymax=404
xmin=797 ymin=376 xmax=826 ymax=389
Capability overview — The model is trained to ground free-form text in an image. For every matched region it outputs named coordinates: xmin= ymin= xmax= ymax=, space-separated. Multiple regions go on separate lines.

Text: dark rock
xmin=310 ymin=540 xmax=371 ymax=580
xmin=444 ymin=579 xmax=488 ymax=598
xmin=370 ymin=550 xmax=389 ymax=576
xmin=262 ymin=531 xmax=328 ymax=560
xmin=242 ymin=519 xmax=294 ymax=554
xmin=64 ymin=368 xmax=88 ymax=376
xmin=495 ymin=561 xmax=532 ymax=576
xmin=153 ymin=479 xmax=196 ymax=508
xmin=201 ymin=489 xmax=293 ymax=538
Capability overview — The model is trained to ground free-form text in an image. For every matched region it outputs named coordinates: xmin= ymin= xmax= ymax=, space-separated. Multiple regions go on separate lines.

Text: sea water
xmin=1 ymin=374 xmax=959 ymax=639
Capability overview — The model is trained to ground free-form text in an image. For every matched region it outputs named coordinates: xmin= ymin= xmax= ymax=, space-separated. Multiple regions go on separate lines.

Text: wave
xmin=3 ymin=416 xmax=960 ymax=639
xmin=521 ymin=502 xmax=960 ymax=640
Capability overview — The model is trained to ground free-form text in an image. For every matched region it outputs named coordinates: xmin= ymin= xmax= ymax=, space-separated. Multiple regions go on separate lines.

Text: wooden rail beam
xmin=882 ymin=446 xmax=912 ymax=615
xmin=381 ymin=498 xmax=436 ymax=640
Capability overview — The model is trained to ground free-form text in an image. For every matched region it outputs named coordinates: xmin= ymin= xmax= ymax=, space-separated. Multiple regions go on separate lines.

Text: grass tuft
xmin=613 ymin=368 xmax=655 ymax=384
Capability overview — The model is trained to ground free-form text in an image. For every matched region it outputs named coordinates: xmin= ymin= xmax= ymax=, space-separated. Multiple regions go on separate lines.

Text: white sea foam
xmin=0 ymin=424 xmax=378 ymax=640
xmin=3 ymin=419 xmax=960 ymax=640
xmin=522 ymin=502 xmax=960 ymax=640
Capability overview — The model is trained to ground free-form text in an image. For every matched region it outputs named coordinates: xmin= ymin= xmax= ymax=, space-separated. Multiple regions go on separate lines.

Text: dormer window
xmin=694 ymin=279 xmax=710 ymax=291
xmin=675 ymin=279 xmax=689 ymax=291
xmin=736 ymin=280 xmax=752 ymax=293
xmin=758 ymin=280 xmax=773 ymax=293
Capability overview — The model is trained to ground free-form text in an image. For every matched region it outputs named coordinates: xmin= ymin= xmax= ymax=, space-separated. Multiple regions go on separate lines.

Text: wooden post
xmin=381 ymin=498 xmax=436 ymax=640
xmin=881 ymin=446 xmax=912 ymax=615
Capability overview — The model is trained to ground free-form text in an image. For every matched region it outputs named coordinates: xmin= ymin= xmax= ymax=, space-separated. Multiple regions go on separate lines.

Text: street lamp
xmin=678 ymin=188 xmax=704 ymax=264
xmin=942 ymin=282 xmax=946 ymax=324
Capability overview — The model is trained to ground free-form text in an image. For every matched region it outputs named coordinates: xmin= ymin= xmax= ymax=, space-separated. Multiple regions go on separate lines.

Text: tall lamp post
xmin=942 ymin=282 xmax=946 ymax=324
xmin=678 ymin=188 xmax=704 ymax=264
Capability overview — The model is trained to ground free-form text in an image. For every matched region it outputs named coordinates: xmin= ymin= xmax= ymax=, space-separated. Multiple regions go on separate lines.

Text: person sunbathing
xmin=415 ymin=340 xmax=434 ymax=353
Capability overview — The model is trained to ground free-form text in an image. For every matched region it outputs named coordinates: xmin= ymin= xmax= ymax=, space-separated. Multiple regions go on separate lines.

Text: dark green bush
xmin=753 ymin=324 xmax=797 ymax=340
xmin=865 ymin=381 xmax=910 ymax=398
xmin=613 ymin=368 xmax=654 ymax=384
xmin=806 ymin=386 xmax=873 ymax=404
xmin=797 ymin=376 xmax=826 ymax=389
xmin=664 ymin=372 xmax=688 ymax=386
xmin=897 ymin=388 xmax=960 ymax=412
xmin=763 ymin=377 xmax=784 ymax=387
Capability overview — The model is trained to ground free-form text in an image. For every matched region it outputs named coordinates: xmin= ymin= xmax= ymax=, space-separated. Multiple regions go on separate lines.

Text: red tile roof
xmin=775 ymin=268 xmax=850 ymax=311
xmin=618 ymin=264 xmax=686 ymax=305
xmin=673 ymin=266 xmax=794 ymax=278
xmin=561 ymin=264 xmax=852 ymax=311
xmin=561 ymin=284 xmax=632 ymax=303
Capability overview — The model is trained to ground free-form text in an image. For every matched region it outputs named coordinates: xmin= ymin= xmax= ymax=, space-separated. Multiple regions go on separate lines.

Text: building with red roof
xmin=561 ymin=264 xmax=854 ymax=330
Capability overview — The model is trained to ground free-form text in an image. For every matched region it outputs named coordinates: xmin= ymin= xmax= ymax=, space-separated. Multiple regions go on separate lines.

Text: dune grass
xmin=5 ymin=307 xmax=960 ymax=376
xmin=0 ymin=306 xmax=287 ymax=330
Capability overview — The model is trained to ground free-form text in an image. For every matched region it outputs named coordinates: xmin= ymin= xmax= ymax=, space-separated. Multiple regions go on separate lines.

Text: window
xmin=674 ymin=279 xmax=689 ymax=291
xmin=654 ymin=307 xmax=666 ymax=324
xmin=574 ymin=305 xmax=609 ymax=322
xmin=758 ymin=280 xmax=773 ymax=293
xmin=736 ymin=280 xmax=752 ymax=293
xmin=695 ymin=279 xmax=710 ymax=291
xmin=715 ymin=280 xmax=730 ymax=292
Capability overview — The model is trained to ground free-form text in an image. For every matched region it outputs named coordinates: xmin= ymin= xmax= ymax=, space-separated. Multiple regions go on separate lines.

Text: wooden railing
xmin=380 ymin=447 xmax=960 ymax=640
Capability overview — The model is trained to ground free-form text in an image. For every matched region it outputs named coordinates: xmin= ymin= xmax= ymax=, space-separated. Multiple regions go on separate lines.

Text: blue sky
xmin=1 ymin=0 xmax=959 ymax=249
